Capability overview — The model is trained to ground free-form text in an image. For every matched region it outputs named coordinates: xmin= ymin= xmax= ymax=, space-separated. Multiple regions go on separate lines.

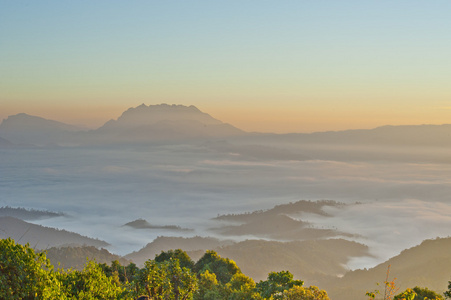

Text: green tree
xmin=155 ymin=249 xmax=195 ymax=271
xmin=134 ymin=258 xmax=198 ymax=300
xmin=99 ymin=260 xmax=139 ymax=284
xmin=194 ymin=270 xmax=223 ymax=300
xmin=226 ymin=272 xmax=261 ymax=300
xmin=395 ymin=286 xmax=444 ymax=300
xmin=281 ymin=285 xmax=330 ymax=300
xmin=0 ymin=238 xmax=65 ymax=299
xmin=256 ymin=270 xmax=304 ymax=300
xmin=194 ymin=250 xmax=241 ymax=284
xmin=59 ymin=260 xmax=123 ymax=299
xmin=445 ymin=281 xmax=451 ymax=299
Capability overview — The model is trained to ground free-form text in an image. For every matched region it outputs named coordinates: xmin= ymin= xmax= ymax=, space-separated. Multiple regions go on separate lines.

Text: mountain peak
xmin=93 ymin=103 xmax=244 ymax=141
xmin=100 ymin=103 xmax=223 ymax=131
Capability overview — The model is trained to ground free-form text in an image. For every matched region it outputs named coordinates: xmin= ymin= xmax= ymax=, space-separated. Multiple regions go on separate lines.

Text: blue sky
xmin=1 ymin=1 xmax=451 ymax=132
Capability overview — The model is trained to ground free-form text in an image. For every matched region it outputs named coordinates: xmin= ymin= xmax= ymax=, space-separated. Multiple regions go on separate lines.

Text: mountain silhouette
xmin=0 ymin=105 xmax=245 ymax=146
xmin=3 ymin=104 xmax=451 ymax=147
xmin=0 ymin=113 xmax=83 ymax=146
xmin=89 ymin=103 xmax=245 ymax=143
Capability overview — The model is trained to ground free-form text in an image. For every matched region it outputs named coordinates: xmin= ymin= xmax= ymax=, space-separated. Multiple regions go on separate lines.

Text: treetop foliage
xmin=3 ymin=237 xmax=448 ymax=300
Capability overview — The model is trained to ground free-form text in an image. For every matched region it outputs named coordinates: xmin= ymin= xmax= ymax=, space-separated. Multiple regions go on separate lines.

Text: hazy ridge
xmin=2 ymin=103 xmax=451 ymax=148
xmin=0 ymin=216 xmax=108 ymax=249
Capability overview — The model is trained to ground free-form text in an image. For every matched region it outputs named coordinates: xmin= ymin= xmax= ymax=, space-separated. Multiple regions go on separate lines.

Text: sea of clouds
xmin=2 ymin=143 xmax=451 ymax=269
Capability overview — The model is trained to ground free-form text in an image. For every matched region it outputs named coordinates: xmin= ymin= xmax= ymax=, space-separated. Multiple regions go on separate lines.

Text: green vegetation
xmin=3 ymin=237 xmax=451 ymax=300
xmin=394 ymin=287 xmax=444 ymax=300
xmin=1 ymin=238 xmax=332 ymax=300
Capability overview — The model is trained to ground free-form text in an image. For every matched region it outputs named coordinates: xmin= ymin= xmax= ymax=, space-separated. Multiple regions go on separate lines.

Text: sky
xmin=1 ymin=1 xmax=451 ymax=133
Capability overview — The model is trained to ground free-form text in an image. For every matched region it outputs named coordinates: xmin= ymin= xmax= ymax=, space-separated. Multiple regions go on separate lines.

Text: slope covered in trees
xmin=323 ymin=237 xmax=451 ymax=300
xmin=1 ymin=238 xmax=331 ymax=300
xmin=211 ymin=200 xmax=356 ymax=240
xmin=3 ymin=237 xmax=451 ymax=299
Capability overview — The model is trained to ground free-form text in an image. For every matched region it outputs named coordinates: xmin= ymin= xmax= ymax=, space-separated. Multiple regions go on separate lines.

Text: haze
xmin=1 ymin=1 xmax=451 ymax=133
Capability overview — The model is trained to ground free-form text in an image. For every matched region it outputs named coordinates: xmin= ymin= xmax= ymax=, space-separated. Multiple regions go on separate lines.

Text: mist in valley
xmin=2 ymin=135 xmax=451 ymax=271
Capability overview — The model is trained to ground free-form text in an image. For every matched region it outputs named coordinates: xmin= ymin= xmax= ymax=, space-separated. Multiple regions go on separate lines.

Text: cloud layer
xmin=2 ymin=144 xmax=451 ymax=263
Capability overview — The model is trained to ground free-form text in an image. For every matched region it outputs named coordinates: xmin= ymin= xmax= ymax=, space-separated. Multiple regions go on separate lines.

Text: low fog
xmin=2 ymin=140 xmax=451 ymax=269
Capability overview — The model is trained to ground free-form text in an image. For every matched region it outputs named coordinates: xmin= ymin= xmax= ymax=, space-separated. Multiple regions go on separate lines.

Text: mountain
xmin=211 ymin=238 xmax=370 ymax=283
xmin=0 ymin=113 xmax=83 ymax=146
xmin=269 ymin=124 xmax=451 ymax=147
xmin=0 ymin=206 xmax=65 ymax=221
xmin=124 ymin=236 xmax=370 ymax=284
xmin=45 ymin=245 xmax=130 ymax=271
xmin=89 ymin=104 xmax=245 ymax=143
xmin=4 ymin=104 xmax=451 ymax=148
xmin=99 ymin=104 xmax=224 ymax=130
xmin=211 ymin=200 xmax=356 ymax=240
xmin=0 ymin=216 xmax=108 ymax=249
xmin=323 ymin=237 xmax=451 ymax=300
xmin=125 ymin=236 xmax=234 ymax=266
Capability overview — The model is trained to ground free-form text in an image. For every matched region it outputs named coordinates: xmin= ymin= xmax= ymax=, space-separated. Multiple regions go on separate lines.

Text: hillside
xmin=123 ymin=235 xmax=370 ymax=284
xmin=0 ymin=216 xmax=108 ymax=249
xmin=45 ymin=245 xmax=130 ymax=271
xmin=323 ymin=237 xmax=451 ymax=300
xmin=211 ymin=238 xmax=370 ymax=283
xmin=211 ymin=200 xmax=355 ymax=240
xmin=125 ymin=236 xmax=234 ymax=266
xmin=0 ymin=206 xmax=65 ymax=221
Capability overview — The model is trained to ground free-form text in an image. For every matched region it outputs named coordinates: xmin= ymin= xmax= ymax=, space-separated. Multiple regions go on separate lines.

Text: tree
xmin=226 ymin=272 xmax=261 ymax=300
xmin=155 ymin=249 xmax=195 ymax=270
xmin=59 ymin=260 xmax=124 ymax=299
xmin=194 ymin=270 xmax=224 ymax=300
xmin=194 ymin=250 xmax=241 ymax=284
xmin=0 ymin=238 xmax=65 ymax=299
xmin=445 ymin=281 xmax=451 ymax=299
xmin=281 ymin=285 xmax=330 ymax=300
xmin=134 ymin=258 xmax=198 ymax=300
xmin=366 ymin=265 xmax=399 ymax=300
xmin=394 ymin=286 xmax=444 ymax=300
xmin=256 ymin=270 xmax=304 ymax=300
xmin=99 ymin=260 xmax=140 ymax=284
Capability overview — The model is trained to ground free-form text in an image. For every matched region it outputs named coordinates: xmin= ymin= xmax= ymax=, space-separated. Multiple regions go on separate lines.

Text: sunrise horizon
xmin=2 ymin=1 xmax=450 ymax=134
xmin=2 ymin=101 xmax=451 ymax=134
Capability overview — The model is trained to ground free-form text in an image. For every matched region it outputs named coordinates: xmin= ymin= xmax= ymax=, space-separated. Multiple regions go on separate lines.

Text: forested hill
xmin=323 ymin=237 xmax=451 ymax=300
xmin=1 ymin=237 xmax=448 ymax=300
xmin=0 ymin=217 xmax=108 ymax=249
xmin=0 ymin=206 xmax=64 ymax=220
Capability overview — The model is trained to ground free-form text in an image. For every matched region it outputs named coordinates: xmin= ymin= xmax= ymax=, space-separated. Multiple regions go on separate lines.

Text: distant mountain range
xmin=280 ymin=124 xmax=451 ymax=146
xmin=0 ymin=104 xmax=244 ymax=146
xmin=2 ymin=103 xmax=451 ymax=147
